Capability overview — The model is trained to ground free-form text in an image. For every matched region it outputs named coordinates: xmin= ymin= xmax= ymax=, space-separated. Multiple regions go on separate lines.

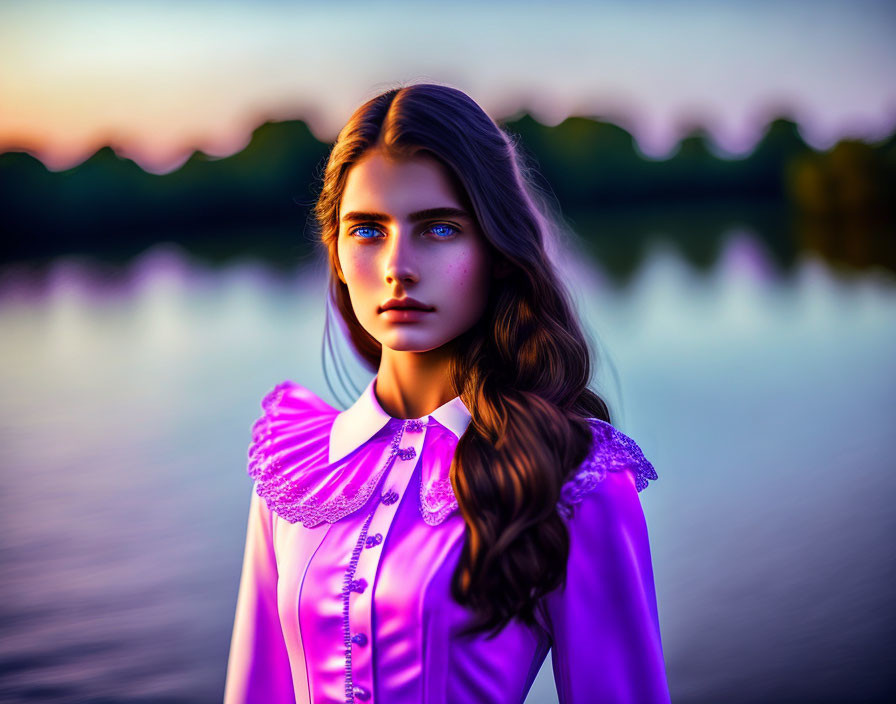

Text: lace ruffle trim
xmin=556 ymin=418 xmax=658 ymax=520
xmin=419 ymin=474 xmax=457 ymax=527
xmin=249 ymin=384 xmax=656 ymax=528
xmin=248 ymin=380 xmax=461 ymax=528
xmin=248 ymin=380 xmax=382 ymax=528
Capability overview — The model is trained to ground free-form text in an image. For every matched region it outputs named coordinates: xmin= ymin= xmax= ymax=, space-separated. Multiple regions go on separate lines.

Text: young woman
xmin=224 ymin=82 xmax=671 ymax=704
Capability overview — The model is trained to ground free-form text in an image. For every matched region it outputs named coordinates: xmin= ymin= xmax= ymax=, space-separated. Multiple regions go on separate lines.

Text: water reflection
xmin=0 ymin=235 xmax=893 ymax=703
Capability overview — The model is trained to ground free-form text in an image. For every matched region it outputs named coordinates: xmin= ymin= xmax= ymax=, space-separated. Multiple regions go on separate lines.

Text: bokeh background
xmin=1 ymin=1 xmax=895 ymax=702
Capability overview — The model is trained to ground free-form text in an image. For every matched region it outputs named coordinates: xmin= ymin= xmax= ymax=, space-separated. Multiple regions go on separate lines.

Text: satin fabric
xmin=224 ymin=378 xmax=671 ymax=703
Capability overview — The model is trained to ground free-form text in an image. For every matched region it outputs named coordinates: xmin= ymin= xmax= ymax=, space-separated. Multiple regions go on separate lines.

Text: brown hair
xmin=312 ymin=82 xmax=611 ymax=639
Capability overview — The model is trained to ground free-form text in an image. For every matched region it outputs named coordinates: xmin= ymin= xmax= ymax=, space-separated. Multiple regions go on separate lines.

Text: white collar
xmin=329 ymin=376 xmax=472 ymax=464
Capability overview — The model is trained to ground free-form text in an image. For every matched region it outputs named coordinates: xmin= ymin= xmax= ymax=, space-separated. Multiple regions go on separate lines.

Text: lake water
xmin=1 ymin=230 xmax=894 ymax=703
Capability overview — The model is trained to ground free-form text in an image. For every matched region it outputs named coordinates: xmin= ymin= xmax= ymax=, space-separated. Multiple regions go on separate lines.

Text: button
xmin=396 ymin=446 xmax=416 ymax=461
xmin=349 ymin=578 xmax=367 ymax=594
xmin=381 ymin=490 xmax=399 ymax=505
xmin=365 ymin=533 xmax=383 ymax=548
xmin=353 ymin=685 xmax=371 ymax=701
xmin=351 ymin=632 xmax=368 ymax=646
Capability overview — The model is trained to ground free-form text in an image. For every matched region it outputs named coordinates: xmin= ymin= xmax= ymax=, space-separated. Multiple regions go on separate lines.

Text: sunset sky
xmin=2 ymin=0 xmax=894 ymax=173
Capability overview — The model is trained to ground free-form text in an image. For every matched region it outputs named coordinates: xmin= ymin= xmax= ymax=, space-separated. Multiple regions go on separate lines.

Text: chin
xmin=378 ymin=330 xmax=450 ymax=354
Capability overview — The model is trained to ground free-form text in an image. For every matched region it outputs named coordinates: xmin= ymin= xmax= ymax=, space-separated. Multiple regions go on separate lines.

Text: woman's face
xmin=336 ymin=148 xmax=494 ymax=354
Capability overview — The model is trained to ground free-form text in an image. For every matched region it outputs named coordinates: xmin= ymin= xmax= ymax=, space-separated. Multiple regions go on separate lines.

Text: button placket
xmin=343 ymin=417 xmax=427 ymax=703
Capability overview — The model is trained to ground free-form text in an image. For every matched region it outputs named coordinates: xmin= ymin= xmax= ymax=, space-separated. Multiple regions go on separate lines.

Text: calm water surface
xmin=1 ymin=231 xmax=894 ymax=703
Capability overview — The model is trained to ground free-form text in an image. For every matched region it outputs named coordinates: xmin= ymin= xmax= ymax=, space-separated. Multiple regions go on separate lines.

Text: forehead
xmin=339 ymin=150 xmax=468 ymax=217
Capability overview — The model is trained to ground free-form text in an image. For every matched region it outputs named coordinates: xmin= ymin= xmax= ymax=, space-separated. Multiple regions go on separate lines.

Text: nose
xmin=384 ymin=228 xmax=419 ymax=286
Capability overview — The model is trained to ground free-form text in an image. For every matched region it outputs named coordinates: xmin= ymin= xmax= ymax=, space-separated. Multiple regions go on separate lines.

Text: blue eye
xmin=429 ymin=223 xmax=459 ymax=239
xmin=351 ymin=225 xmax=383 ymax=240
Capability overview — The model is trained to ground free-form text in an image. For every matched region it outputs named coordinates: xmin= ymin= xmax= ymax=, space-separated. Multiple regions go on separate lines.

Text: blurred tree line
xmin=0 ymin=114 xmax=893 ymax=278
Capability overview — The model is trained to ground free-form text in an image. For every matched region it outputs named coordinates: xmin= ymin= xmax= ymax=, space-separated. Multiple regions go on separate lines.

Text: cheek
xmin=340 ymin=247 xmax=377 ymax=289
xmin=442 ymin=249 xmax=491 ymax=305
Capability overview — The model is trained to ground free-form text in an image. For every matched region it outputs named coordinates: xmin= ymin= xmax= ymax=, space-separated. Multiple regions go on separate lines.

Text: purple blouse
xmin=223 ymin=377 xmax=670 ymax=704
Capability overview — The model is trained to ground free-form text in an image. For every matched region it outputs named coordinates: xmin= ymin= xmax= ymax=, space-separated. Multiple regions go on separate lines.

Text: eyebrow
xmin=340 ymin=206 xmax=472 ymax=224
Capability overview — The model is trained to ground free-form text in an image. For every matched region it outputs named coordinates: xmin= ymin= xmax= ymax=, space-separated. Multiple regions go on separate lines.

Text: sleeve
xmin=539 ymin=466 xmax=671 ymax=704
xmin=223 ymin=482 xmax=296 ymax=704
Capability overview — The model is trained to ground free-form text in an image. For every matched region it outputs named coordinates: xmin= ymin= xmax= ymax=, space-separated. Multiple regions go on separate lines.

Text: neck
xmin=375 ymin=345 xmax=457 ymax=419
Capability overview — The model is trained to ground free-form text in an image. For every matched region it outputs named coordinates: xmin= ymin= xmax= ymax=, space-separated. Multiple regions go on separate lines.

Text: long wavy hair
xmin=312 ymin=82 xmax=612 ymax=639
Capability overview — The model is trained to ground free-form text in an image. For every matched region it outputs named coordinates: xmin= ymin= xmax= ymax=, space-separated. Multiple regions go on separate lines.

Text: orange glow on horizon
xmin=2 ymin=0 xmax=894 ymax=173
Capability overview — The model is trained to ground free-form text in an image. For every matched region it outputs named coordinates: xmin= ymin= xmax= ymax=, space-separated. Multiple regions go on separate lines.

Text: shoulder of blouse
xmin=246 ymin=379 xmax=341 ymax=525
xmin=247 ymin=382 xmax=657 ymax=527
xmin=555 ymin=418 xmax=658 ymax=520
xmin=247 ymin=379 xmax=468 ymax=529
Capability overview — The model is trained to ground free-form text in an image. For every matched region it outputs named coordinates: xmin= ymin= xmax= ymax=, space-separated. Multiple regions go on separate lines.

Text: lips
xmin=379 ymin=297 xmax=435 ymax=313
